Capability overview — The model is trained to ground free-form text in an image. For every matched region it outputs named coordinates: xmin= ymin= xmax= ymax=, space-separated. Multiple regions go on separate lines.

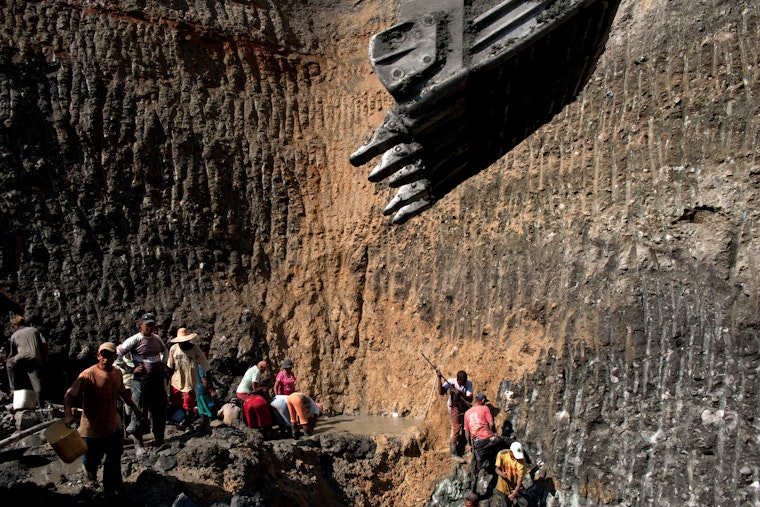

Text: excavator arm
xmin=350 ymin=0 xmax=623 ymax=224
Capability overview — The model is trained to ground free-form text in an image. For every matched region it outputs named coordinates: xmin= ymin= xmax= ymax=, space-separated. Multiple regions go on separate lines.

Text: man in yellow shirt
xmin=494 ymin=441 xmax=528 ymax=507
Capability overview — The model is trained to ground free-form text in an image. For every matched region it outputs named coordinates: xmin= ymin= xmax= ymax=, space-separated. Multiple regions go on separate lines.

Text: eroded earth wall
xmin=1 ymin=0 xmax=759 ymax=505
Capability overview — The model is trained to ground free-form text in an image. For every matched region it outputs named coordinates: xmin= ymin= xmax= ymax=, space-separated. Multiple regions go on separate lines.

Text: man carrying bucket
xmin=63 ymin=342 xmax=142 ymax=498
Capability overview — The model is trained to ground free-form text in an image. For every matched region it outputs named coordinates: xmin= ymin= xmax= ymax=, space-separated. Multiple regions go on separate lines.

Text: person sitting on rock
xmin=285 ymin=392 xmax=323 ymax=439
xmin=217 ymin=398 xmax=243 ymax=426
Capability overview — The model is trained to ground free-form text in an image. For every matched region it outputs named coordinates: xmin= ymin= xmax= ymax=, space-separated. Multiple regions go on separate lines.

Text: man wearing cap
xmin=166 ymin=327 xmax=213 ymax=430
xmin=494 ymin=441 xmax=528 ymax=507
xmin=116 ymin=312 xmax=169 ymax=447
xmin=63 ymin=342 xmax=142 ymax=498
xmin=6 ymin=315 xmax=48 ymax=404
xmin=464 ymin=392 xmax=503 ymax=472
xmin=436 ymin=369 xmax=473 ymax=457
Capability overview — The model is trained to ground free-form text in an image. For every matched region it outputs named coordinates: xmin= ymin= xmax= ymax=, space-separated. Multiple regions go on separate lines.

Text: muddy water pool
xmin=315 ymin=414 xmax=421 ymax=436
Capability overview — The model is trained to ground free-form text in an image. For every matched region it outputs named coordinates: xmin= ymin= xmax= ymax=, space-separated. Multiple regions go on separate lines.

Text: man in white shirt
xmin=437 ymin=369 xmax=473 ymax=458
xmin=116 ymin=313 xmax=168 ymax=449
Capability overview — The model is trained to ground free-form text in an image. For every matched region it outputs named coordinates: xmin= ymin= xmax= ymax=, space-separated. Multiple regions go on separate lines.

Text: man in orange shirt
xmin=63 ymin=342 xmax=142 ymax=498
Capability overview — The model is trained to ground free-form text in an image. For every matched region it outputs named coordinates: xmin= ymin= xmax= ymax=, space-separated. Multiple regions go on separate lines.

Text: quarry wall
xmin=1 ymin=0 xmax=759 ymax=504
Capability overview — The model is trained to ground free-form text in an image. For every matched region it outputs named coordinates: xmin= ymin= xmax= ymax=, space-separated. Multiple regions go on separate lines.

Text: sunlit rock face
xmin=1 ymin=0 xmax=759 ymax=505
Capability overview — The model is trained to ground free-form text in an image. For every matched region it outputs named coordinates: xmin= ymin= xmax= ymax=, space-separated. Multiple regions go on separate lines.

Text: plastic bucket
xmin=44 ymin=421 xmax=87 ymax=463
xmin=12 ymin=389 xmax=38 ymax=410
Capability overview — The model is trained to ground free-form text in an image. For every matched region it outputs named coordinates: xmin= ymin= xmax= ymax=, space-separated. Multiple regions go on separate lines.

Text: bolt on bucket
xmin=44 ymin=421 xmax=87 ymax=463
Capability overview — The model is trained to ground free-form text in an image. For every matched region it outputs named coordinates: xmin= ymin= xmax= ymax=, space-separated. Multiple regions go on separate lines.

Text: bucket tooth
xmin=368 ymin=142 xmax=423 ymax=182
xmin=383 ymin=179 xmax=432 ymax=216
xmin=388 ymin=160 xmax=426 ymax=188
xmin=391 ymin=197 xmax=436 ymax=225
xmin=350 ymin=110 xmax=410 ymax=167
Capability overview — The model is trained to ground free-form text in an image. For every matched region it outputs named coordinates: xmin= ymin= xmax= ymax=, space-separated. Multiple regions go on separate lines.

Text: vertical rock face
xmin=0 ymin=0 xmax=758 ymax=505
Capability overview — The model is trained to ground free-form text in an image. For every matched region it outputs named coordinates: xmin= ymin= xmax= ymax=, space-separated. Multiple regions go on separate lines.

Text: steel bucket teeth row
xmin=351 ymin=0 xmax=622 ymax=224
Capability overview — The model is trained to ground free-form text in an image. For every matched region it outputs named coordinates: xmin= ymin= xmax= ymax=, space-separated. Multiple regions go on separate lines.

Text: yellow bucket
xmin=44 ymin=421 xmax=87 ymax=463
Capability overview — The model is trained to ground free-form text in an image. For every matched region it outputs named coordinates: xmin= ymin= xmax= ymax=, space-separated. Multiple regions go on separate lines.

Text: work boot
xmin=292 ymin=425 xmax=302 ymax=440
xmin=81 ymin=464 xmax=97 ymax=487
xmin=132 ymin=435 xmax=146 ymax=457
xmin=195 ymin=415 xmax=210 ymax=436
xmin=179 ymin=410 xmax=193 ymax=430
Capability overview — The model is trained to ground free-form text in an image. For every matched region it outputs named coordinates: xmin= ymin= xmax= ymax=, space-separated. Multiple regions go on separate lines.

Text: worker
xmin=464 ymin=391 xmax=506 ymax=472
xmin=285 ymin=392 xmax=323 ymax=439
xmin=63 ymin=342 xmax=142 ymax=498
xmin=494 ymin=441 xmax=529 ymax=507
xmin=116 ymin=312 xmax=169 ymax=451
xmin=437 ymin=369 xmax=473 ymax=457
xmin=6 ymin=315 xmax=47 ymax=405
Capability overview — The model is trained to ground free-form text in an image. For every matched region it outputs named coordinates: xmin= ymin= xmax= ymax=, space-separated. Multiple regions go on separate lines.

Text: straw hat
xmin=171 ymin=328 xmax=198 ymax=343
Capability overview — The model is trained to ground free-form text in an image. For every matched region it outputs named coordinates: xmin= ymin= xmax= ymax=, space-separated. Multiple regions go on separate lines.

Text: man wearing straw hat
xmin=63 ymin=342 xmax=142 ymax=498
xmin=166 ymin=327 xmax=213 ymax=430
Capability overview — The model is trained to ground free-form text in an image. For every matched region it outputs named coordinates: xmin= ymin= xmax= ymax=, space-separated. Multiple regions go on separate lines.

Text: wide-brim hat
xmin=171 ymin=327 xmax=198 ymax=343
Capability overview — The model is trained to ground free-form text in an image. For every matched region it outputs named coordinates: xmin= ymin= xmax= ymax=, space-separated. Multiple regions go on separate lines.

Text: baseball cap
xmin=510 ymin=441 xmax=525 ymax=459
xmin=98 ymin=342 xmax=117 ymax=355
xmin=475 ymin=391 xmax=488 ymax=402
xmin=141 ymin=313 xmax=156 ymax=324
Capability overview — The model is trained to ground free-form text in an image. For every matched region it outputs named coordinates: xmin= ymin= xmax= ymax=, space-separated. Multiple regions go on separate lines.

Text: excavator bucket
xmin=350 ymin=0 xmax=623 ymax=224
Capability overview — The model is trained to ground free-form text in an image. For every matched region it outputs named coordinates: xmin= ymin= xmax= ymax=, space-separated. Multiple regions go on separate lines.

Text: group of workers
xmin=40 ymin=312 xmax=322 ymax=499
xmin=4 ymin=312 xmax=533 ymax=505
xmin=232 ymin=358 xmax=323 ymax=438
xmin=437 ymin=368 xmax=534 ymax=507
